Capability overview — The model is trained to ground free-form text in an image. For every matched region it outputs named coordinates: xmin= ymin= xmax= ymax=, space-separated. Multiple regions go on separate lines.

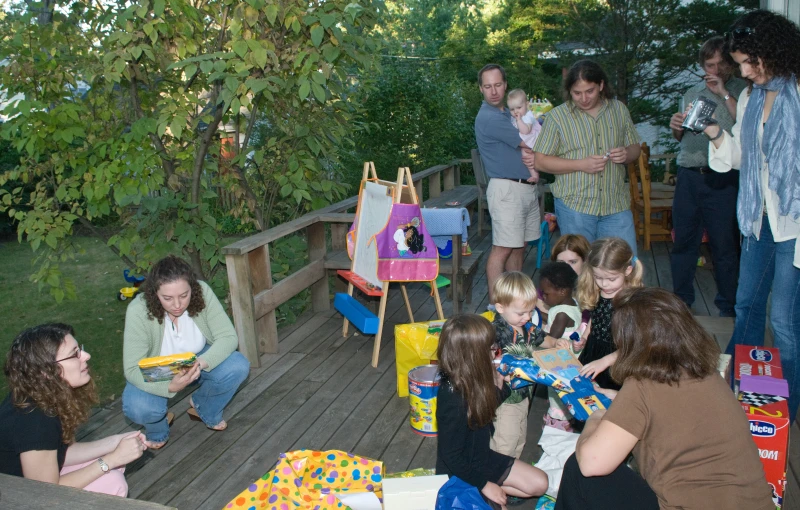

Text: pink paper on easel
xmin=371 ymin=203 xmax=439 ymax=282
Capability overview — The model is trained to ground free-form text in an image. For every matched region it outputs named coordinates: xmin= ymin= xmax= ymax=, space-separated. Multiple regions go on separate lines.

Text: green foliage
xmin=513 ymin=0 xmax=757 ymax=126
xmin=0 ymin=0 xmax=379 ymax=299
xmin=345 ymin=59 xmax=475 ymax=182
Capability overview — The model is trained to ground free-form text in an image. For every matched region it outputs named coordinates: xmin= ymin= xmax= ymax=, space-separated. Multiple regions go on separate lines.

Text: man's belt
xmin=682 ymin=165 xmax=712 ymax=174
xmin=501 ymin=178 xmax=537 ymax=186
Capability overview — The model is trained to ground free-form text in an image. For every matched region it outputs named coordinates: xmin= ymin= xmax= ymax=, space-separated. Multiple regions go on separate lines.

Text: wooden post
xmin=450 ymin=234 xmax=462 ymax=314
xmin=330 ymin=223 xmax=348 ymax=293
xmin=249 ymin=245 xmax=278 ymax=355
xmin=414 ymin=179 xmax=424 ymax=203
xmin=307 ymin=222 xmax=329 ymax=312
xmin=443 ymin=165 xmax=455 ymax=191
xmin=225 ymin=253 xmax=261 ymax=367
xmin=454 ymin=162 xmax=461 ymax=186
xmin=429 ymin=172 xmax=441 ymax=198
xmin=372 ymin=287 xmax=390 ymax=368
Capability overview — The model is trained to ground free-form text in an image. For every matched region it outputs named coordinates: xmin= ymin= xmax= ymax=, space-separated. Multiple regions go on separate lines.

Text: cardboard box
xmin=734 ymin=346 xmax=782 ymax=393
xmin=736 ymin=360 xmax=790 ymax=508
xmin=382 ymin=475 xmax=449 ymax=510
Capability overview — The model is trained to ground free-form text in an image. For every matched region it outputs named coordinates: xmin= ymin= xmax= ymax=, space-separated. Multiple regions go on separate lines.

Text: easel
xmin=340 ymin=163 xmax=444 ymax=368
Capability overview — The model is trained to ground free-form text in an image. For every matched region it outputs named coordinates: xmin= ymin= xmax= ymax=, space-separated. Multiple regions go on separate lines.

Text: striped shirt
xmin=533 ymin=99 xmax=640 ymax=216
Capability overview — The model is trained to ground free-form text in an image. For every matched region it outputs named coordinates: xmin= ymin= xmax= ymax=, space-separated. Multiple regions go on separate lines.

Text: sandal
xmin=187 ymin=397 xmax=227 ymax=431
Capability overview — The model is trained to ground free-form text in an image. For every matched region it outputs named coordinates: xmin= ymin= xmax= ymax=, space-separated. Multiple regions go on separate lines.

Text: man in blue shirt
xmin=475 ymin=64 xmax=540 ymax=301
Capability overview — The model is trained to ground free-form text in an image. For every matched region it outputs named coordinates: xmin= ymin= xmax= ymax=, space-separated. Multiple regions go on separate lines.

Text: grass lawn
xmin=0 ymin=237 xmax=151 ymax=403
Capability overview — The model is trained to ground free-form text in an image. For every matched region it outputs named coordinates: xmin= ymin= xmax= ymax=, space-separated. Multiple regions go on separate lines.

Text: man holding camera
xmin=669 ymin=36 xmax=746 ymax=317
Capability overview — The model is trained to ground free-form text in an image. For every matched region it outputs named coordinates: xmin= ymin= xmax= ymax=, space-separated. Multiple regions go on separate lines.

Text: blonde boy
xmin=507 ymin=89 xmax=542 ymax=183
xmin=489 ymin=271 xmax=563 ymax=458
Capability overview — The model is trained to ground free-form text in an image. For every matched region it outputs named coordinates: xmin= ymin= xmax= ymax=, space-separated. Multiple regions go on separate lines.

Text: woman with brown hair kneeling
xmin=0 ymin=324 xmax=145 ymax=496
xmin=122 ymin=256 xmax=250 ymax=448
xmin=556 ymin=287 xmax=773 ymax=510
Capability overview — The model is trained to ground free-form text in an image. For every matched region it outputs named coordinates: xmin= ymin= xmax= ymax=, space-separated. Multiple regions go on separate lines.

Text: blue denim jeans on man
xmin=122 ymin=345 xmax=250 ymax=441
xmin=726 ymin=220 xmax=800 ymax=422
xmin=554 ymin=198 xmax=638 ymax=255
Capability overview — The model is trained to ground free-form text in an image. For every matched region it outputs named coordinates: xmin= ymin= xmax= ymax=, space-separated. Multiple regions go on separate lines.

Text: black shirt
xmin=435 ymin=373 xmax=512 ymax=489
xmin=0 ymin=394 xmax=68 ymax=477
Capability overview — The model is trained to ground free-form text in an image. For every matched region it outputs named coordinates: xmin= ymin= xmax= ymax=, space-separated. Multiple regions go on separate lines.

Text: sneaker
xmin=505 ymin=496 xmax=528 ymax=507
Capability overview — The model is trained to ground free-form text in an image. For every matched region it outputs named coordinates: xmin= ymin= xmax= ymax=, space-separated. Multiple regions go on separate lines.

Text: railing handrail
xmin=222 ymin=161 xmax=462 ymax=256
xmin=224 ymin=158 xmax=467 ymax=367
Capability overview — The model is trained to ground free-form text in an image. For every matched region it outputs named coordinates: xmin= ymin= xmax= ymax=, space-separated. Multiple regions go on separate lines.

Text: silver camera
xmin=682 ymin=97 xmax=718 ymax=133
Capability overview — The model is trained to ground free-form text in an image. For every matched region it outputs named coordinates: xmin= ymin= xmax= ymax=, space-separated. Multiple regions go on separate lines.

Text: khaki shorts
xmin=487 ymin=179 xmax=541 ymax=248
xmin=490 ymin=397 xmax=529 ymax=459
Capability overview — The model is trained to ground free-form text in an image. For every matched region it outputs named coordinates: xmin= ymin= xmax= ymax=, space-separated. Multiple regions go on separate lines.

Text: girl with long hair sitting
xmin=436 ymin=314 xmax=548 ymax=507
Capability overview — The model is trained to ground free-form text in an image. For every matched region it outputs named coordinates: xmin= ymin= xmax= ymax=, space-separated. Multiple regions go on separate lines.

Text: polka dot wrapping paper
xmin=224 ymin=449 xmax=384 ymax=510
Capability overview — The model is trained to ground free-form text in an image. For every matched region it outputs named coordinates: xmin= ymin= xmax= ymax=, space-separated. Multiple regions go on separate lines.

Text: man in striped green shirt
xmin=529 ymin=60 xmax=641 ymax=254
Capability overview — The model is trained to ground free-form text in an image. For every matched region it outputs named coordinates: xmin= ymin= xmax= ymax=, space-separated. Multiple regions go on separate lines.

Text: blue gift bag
xmin=435 ymin=476 xmax=492 ymax=510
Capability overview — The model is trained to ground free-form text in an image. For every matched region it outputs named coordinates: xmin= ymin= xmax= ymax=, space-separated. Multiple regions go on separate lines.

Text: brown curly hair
xmin=142 ymin=255 xmax=206 ymax=323
xmin=4 ymin=324 xmax=98 ymax=443
xmin=727 ymin=10 xmax=800 ymax=83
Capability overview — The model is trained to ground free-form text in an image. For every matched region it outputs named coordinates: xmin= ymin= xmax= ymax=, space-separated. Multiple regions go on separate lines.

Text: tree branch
xmin=128 ymin=69 xmax=177 ymax=180
xmin=77 ymin=217 xmax=138 ymax=268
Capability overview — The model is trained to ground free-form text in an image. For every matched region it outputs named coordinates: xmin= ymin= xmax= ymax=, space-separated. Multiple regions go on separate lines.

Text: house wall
xmin=762 ymin=0 xmax=800 ymax=24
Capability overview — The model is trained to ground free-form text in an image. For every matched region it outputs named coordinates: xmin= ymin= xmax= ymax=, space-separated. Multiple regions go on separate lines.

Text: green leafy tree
xmin=0 ymin=0 xmax=378 ymax=300
xmin=512 ymin=0 xmax=758 ymax=125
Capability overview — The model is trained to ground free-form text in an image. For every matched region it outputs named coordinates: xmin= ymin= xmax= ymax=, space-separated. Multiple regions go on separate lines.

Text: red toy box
xmin=736 ymin=347 xmax=789 ymax=508
xmin=734 ymin=346 xmax=783 ymax=393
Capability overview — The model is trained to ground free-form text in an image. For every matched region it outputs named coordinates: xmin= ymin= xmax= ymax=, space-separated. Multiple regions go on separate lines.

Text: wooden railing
xmin=223 ymin=160 xmax=465 ymax=367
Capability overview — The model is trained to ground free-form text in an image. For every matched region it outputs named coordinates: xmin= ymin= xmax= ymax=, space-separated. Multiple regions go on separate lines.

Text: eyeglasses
xmin=56 ymin=344 xmax=85 ymax=363
xmin=727 ymin=27 xmax=755 ymax=41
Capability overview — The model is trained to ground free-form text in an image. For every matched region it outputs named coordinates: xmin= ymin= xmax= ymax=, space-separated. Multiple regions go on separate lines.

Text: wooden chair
xmin=629 ymin=149 xmax=673 ymax=251
xmin=639 ymin=142 xmax=675 ymax=199
xmin=471 ymin=149 xmax=490 ymax=235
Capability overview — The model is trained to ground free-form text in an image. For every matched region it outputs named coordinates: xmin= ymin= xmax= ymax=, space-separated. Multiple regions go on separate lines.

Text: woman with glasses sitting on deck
xmin=703 ymin=9 xmax=800 ymax=423
xmin=0 ymin=324 xmax=145 ymax=496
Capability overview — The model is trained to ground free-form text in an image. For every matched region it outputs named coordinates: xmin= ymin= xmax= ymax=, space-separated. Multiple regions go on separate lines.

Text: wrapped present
xmin=496 ymin=353 xmax=611 ymax=421
xmin=395 ymin=321 xmax=443 ymax=397
xmin=224 ymin=450 xmax=383 ymax=510
xmin=138 ymin=352 xmax=196 ymax=382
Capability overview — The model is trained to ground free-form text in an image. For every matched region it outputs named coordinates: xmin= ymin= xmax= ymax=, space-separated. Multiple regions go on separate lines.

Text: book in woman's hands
xmin=139 ymin=352 xmax=197 ymax=382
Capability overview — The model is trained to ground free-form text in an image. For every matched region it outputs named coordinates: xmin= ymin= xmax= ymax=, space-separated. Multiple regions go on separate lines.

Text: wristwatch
xmin=723 ymin=93 xmax=731 ymax=101
xmin=97 ymin=457 xmax=110 ymax=473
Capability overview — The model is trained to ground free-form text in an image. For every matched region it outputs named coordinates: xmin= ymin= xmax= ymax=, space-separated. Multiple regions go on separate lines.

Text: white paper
xmin=383 ymin=475 xmax=449 ymax=510
xmin=352 ymin=181 xmax=394 ymax=289
xmin=535 ymin=425 xmax=580 ymax=497
xmin=334 ymin=491 xmax=383 ymax=510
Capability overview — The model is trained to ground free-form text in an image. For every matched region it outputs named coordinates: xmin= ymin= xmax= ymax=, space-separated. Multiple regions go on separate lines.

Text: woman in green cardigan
xmin=122 ymin=256 xmax=250 ymax=449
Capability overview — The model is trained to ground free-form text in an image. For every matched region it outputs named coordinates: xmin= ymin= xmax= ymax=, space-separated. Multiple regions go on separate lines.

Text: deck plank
xmin=72 ymin=230 xmax=797 ymax=510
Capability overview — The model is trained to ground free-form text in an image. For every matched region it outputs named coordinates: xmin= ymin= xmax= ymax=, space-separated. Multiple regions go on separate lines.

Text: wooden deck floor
xmin=77 ymin=229 xmax=800 ymax=510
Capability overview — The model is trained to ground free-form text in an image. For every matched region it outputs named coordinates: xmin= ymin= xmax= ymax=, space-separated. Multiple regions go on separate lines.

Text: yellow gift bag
xmin=224 ymin=450 xmax=383 ymax=510
xmin=395 ymin=320 xmax=444 ymax=397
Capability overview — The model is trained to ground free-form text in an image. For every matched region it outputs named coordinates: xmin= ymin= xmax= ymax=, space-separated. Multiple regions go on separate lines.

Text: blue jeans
xmin=122 ymin=346 xmax=250 ymax=441
xmin=726 ymin=220 xmax=800 ymax=421
xmin=554 ymin=198 xmax=638 ymax=256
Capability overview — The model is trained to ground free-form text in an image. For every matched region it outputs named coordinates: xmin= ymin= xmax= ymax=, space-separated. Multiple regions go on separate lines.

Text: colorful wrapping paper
xmin=224 ymin=450 xmax=383 ymax=510
xmin=496 ymin=354 xmax=611 ymax=421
